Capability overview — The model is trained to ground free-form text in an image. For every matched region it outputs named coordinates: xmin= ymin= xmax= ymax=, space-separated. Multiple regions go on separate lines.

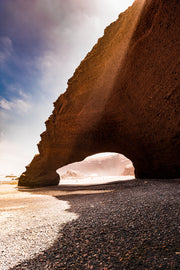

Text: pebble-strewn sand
xmin=0 ymin=183 xmax=78 ymax=269
xmin=0 ymin=178 xmax=179 ymax=269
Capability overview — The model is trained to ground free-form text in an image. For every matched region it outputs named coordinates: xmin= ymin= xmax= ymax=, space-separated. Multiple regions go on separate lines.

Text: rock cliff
xmin=18 ymin=0 xmax=180 ymax=187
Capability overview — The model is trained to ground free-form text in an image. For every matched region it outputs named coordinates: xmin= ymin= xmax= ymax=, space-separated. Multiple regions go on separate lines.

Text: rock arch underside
xmin=19 ymin=0 xmax=180 ymax=187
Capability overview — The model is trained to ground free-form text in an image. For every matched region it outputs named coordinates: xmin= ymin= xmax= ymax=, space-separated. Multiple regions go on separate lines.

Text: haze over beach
xmin=0 ymin=0 xmax=134 ymax=177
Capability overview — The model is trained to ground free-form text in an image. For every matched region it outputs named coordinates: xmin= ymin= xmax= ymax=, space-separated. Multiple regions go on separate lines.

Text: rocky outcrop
xmin=18 ymin=0 xmax=180 ymax=187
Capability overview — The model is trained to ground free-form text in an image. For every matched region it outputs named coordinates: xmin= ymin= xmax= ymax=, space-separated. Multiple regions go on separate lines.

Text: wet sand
xmin=0 ymin=178 xmax=179 ymax=269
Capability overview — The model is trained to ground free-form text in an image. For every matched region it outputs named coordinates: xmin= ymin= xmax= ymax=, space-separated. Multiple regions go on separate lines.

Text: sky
xmin=0 ymin=0 xmax=134 ymax=176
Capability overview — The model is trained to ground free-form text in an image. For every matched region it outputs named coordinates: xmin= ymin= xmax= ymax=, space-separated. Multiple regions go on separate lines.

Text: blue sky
xmin=0 ymin=0 xmax=134 ymax=175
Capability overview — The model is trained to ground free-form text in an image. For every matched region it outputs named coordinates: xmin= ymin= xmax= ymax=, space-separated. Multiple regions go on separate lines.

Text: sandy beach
xmin=0 ymin=178 xmax=179 ymax=269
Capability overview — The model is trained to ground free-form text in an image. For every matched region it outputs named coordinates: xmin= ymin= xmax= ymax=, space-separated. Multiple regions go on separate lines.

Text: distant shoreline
xmin=0 ymin=175 xmax=19 ymax=185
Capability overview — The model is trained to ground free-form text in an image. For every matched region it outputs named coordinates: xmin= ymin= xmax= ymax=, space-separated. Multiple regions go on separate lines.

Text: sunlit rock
xmin=18 ymin=0 xmax=180 ymax=187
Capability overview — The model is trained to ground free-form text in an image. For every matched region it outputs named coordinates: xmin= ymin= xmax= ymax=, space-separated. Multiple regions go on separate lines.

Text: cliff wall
xmin=19 ymin=0 xmax=180 ymax=187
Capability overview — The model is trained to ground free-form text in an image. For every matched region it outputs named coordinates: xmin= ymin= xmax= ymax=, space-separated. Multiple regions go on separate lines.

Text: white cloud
xmin=15 ymin=98 xmax=32 ymax=113
xmin=0 ymin=94 xmax=31 ymax=114
xmin=0 ymin=94 xmax=33 ymax=149
xmin=0 ymin=99 xmax=12 ymax=110
xmin=18 ymin=89 xmax=31 ymax=100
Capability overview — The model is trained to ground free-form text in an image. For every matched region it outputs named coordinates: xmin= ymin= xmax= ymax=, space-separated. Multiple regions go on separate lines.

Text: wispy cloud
xmin=0 ymin=90 xmax=32 ymax=143
xmin=0 ymin=36 xmax=13 ymax=65
xmin=0 ymin=98 xmax=12 ymax=110
xmin=0 ymin=94 xmax=31 ymax=113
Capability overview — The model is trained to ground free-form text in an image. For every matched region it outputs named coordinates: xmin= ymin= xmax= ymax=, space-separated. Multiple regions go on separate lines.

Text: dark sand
xmin=0 ymin=178 xmax=179 ymax=269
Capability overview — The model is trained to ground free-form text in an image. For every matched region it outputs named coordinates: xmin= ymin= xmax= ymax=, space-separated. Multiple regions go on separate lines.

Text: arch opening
xmin=57 ymin=152 xmax=135 ymax=185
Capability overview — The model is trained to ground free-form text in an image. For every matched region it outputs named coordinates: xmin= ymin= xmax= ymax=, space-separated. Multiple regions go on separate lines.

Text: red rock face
xmin=18 ymin=0 xmax=180 ymax=187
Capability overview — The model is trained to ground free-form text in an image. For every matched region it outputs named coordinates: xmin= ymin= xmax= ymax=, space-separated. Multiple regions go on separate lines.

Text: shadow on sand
xmin=12 ymin=179 xmax=180 ymax=269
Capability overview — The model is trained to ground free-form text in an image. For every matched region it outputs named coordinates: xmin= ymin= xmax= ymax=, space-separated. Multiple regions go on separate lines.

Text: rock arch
xmin=18 ymin=0 xmax=180 ymax=187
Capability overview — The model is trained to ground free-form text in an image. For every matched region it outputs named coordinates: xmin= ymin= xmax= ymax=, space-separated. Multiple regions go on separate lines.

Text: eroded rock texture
xmin=19 ymin=0 xmax=180 ymax=187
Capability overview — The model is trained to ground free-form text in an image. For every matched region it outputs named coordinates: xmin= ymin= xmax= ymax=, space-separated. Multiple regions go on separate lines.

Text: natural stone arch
xmin=18 ymin=0 xmax=180 ymax=187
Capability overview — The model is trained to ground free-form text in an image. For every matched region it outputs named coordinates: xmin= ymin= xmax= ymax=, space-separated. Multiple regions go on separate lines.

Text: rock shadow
xmin=12 ymin=179 xmax=180 ymax=269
